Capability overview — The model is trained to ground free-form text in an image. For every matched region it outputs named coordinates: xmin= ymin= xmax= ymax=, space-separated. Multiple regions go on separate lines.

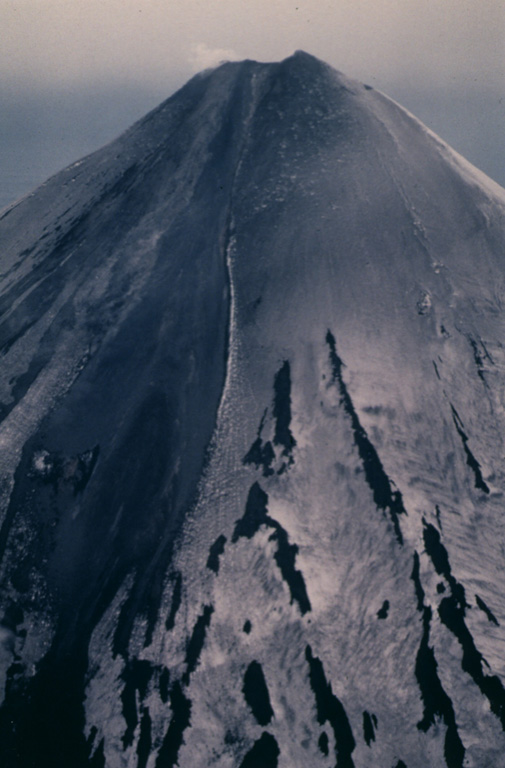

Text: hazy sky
xmin=1 ymin=1 xmax=504 ymax=207
xmin=3 ymin=0 xmax=504 ymax=89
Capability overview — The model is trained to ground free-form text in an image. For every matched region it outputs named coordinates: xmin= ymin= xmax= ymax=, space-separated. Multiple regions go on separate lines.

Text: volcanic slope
xmin=1 ymin=51 xmax=505 ymax=768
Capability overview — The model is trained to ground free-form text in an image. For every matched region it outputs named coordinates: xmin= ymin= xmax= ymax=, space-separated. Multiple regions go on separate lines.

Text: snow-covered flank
xmin=1 ymin=51 xmax=505 ymax=768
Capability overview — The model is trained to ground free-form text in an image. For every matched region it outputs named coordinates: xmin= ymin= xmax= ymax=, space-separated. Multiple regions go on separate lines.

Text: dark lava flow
xmin=450 ymin=404 xmax=489 ymax=493
xmin=238 ymin=731 xmax=280 ymax=768
xmin=232 ymin=483 xmax=311 ymax=614
xmin=305 ymin=644 xmax=356 ymax=768
xmin=410 ymin=552 xmax=465 ymax=768
xmin=423 ymin=522 xmax=505 ymax=729
xmin=242 ymin=660 xmax=275 ymax=725
xmin=206 ymin=534 xmax=227 ymax=574
xmin=326 ymin=330 xmax=406 ymax=544
xmin=363 ymin=711 xmax=377 ymax=746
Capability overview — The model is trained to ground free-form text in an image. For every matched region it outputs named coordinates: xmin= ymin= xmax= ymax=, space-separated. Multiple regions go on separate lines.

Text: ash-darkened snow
xmin=1 ymin=51 xmax=505 ymax=768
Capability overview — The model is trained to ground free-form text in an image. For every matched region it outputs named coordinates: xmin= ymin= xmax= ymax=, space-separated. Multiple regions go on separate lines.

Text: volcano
xmin=1 ymin=51 xmax=505 ymax=768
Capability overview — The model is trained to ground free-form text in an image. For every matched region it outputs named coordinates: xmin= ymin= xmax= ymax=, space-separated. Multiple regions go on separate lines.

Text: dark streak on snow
xmin=155 ymin=682 xmax=191 ymax=768
xmin=423 ymin=523 xmax=467 ymax=609
xmin=165 ymin=572 xmax=182 ymax=631
xmin=144 ymin=559 xmax=174 ymax=651
xmin=244 ymin=437 xmax=276 ymax=476
xmin=232 ymin=482 xmax=270 ymax=541
xmin=182 ymin=604 xmax=214 ymax=685
xmin=238 ymin=731 xmax=280 ymax=768
xmin=243 ymin=408 xmax=275 ymax=476
xmin=86 ymin=725 xmax=105 ymax=768
xmin=154 ymin=601 xmax=213 ymax=768
xmin=438 ymin=595 xmax=505 ymax=730
xmin=450 ymin=404 xmax=489 ymax=494
xmin=232 ymin=483 xmax=311 ymax=614
xmin=363 ymin=711 xmax=376 ymax=746
xmin=121 ymin=659 xmax=154 ymax=748
xmin=269 ymin=525 xmax=311 ymax=614
xmin=319 ymin=731 xmax=330 ymax=756
xmin=243 ymin=437 xmax=275 ymax=476
xmin=159 ymin=668 xmax=170 ymax=704
xmin=410 ymin=552 xmax=465 ymax=768
xmin=305 ymin=644 xmax=356 ymax=768
xmin=136 ymin=707 xmax=152 ymax=768
xmin=467 ymin=335 xmax=491 ymax=383
xmin=326 ymin=330 xmax=406 ymax=545
xmin=475 ymin=595 xmax=500 ymax=626
xmin=242 ymin=660 xmax=274 ymax=725
xmin=273 ymin=360 xmax=296 ymax=464
xmin=206 ymin=534 xmax=227 ymax=574
xmin=423 ymin=523 xmax=505 ymax=728
xmin=89 ymin=739 xmax=106 ymax=768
